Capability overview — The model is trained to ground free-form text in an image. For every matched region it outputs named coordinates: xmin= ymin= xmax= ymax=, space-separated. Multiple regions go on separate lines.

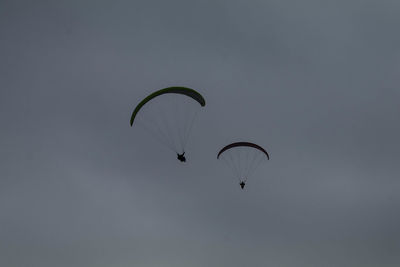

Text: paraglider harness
xmin=239 ymin=181 xmax=246 ymax=189
xmin=177 ymin=152 xmax=186 ymax=162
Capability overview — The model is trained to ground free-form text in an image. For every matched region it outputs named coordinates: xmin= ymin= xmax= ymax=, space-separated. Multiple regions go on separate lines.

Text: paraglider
xmin=217 ymin=142 xmax=269 ymax=189
xmin=130 ymin=87 xmax=205 ymax=162
xmin=177 ymin=152 xmax=186 ymax=162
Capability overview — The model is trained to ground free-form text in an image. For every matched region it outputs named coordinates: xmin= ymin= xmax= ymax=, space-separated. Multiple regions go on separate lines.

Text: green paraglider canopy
xmin=130 ymin=87 xmax=206 ymax=126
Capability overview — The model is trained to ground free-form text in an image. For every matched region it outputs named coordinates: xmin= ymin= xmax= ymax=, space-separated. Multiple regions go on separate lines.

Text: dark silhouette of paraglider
xmin=217 ymin=142 xmax=269 ymax=189
xmin=130 ymin=87 xmax=205 ymax=162
xmin=177 ymin=152 xmax=186 ymax=162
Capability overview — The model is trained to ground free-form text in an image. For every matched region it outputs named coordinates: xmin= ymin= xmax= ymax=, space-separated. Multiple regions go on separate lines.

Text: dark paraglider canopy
xmin=130 ymin=87 xmax=206 ymax=126
xmin=217 ymin=142 xmax=270 ymax=160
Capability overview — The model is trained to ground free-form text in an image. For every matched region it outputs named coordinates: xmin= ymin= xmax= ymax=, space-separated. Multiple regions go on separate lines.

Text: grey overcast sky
xmin=1 ymin=0 xmax=400 ymax=266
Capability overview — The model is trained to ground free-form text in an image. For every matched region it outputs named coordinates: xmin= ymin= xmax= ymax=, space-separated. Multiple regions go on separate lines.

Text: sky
xmin=1 ymin=0 xmax=400 ymax=266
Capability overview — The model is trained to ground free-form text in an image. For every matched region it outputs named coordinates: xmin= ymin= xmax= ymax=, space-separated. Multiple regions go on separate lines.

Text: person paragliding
xmin=177 ymin=152 xmax=186 ymax=162
xmin=217 ymin=142 xmax=269 ymax=189
xmin=130 ymin=87 xmax=205 ymax=162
